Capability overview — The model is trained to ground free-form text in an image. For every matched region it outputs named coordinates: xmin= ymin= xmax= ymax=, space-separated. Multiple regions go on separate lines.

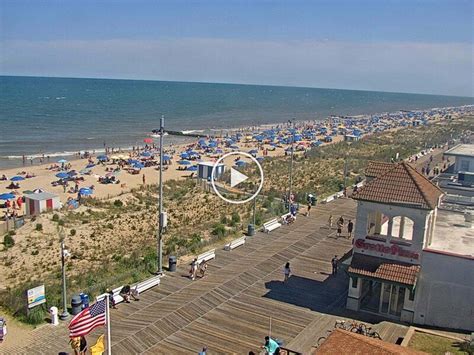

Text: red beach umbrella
xmin=144 ymin=138 xmax=153 ymax=144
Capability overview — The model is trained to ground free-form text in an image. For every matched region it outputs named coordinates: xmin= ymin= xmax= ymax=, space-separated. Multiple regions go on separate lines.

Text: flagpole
xmin=106 ymin=297 xmax=112 ymax=355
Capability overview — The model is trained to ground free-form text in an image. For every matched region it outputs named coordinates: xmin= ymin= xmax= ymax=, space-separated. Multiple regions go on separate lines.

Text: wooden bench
xmin=262 ymin=218 xmax=282 ymax=233
xmin=196 ymin=248 xmax=216 ymax=264
xmin=224 ymin=236 xmax=246 ymax=251
xmin=324 ymin=195 xmax=335 ymax=203
xmin=96 ymin=275 xmax=161 ymax=305
xmin=335 ymin=191 xmax=344 ymax=198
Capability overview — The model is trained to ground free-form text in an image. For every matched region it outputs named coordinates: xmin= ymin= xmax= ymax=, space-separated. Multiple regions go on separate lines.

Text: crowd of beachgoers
xmin=0 ymin=105 xmax=472 ymax=223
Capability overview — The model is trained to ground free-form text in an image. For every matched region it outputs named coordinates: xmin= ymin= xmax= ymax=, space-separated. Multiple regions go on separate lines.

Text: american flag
xmin=68 ymin=299 xmax=107 ymax=337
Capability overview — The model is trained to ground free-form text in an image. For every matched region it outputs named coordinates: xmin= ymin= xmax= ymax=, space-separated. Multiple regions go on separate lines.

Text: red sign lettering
xmin=354 ymin=239 xmax=419 ymax=260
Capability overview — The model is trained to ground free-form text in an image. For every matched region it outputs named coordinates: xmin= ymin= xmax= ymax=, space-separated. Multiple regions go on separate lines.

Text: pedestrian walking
xmin=328 ymin=214 xmax=333 ymax=228
xmin=283 ymin=262 xmax=291 ymax=283
xmin=198 ymin=346 xmax=207 ymax=355
xmin=142 ymin=174 xmax=146 ymax=185
xmin=261 ymin=336 xmax=281 ymax=355
xmin=337 ymin=217 xmax=344 ymax=237
xmin=347 ymin=220 xmax=354 ymax=238
xmin=190 ymin=258 xmax=198 ymax=281
xmin=331 ymin=255 xmax=338 ymax=276
xmin=306 ymin=202 xmax=312 ymax=217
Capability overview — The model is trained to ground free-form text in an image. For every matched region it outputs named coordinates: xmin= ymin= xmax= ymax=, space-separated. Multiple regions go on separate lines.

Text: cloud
xmin=1 ymin=38 xmax=473 ymax=96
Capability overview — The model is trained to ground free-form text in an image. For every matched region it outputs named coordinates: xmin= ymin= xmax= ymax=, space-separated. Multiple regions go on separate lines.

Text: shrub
xmin=220 ymin=215 xmax=228 ymax=224
xmin=52 ymin=214 xmax=60 ymax=222
xmin=211 ymin=223 xmax=226 ymax=239
xmin=31 ymin=250 xmax=39 ymax=256
xmin=70 ymin=229 xmax=76 ymax=237
xmin=107 ymin=223 xmax=114 ymax=229
xmin=4 ymin=234 xmax=15 ymax=248
xmin=35 ymin=223 xmax=43 ymax=231
xmin=58 ymin=220 xmax=65 ymax=226
xmin=231 ymin=211 xmax=241 ymax=224
xmin=113 ymin=199 xmax=123 ymax=207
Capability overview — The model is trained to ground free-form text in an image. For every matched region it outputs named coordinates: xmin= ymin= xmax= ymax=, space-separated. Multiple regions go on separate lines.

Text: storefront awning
xmin=348 ymin=253 xmax=420 ymax=286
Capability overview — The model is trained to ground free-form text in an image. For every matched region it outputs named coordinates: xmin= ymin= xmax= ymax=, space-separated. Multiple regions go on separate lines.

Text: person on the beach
xmin=283 ymin=262 xmax=291 ymax=283
xmin=261 ymin=336 xmax=280 ymax=355
xmin=107 ymin=289 xmax=117 ymax=309
xmin=190 ymin=258 xmax=198 ymax=280
xmin=199 ymin=260 xmax=208 ymax=278
xmin=306 ymin=202 xmax=311 ymax=217
xmin=328 ymin=215 xmax=333 ymax=228
xmin=331 ymin=255 xmax=338 ymax=276
xmin=198 ymin=346 xmax=207 ymax=355
xmin=337 ymin=218 xmax=343 ymax=237
xmin=347 ymin=220 xmax=354 ymax=238
xmin=142 ymin=174 xmax=146 ymax=185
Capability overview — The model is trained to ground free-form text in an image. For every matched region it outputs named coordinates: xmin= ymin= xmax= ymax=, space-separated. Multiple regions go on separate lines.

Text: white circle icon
xmin=211 ymin=151 xmax=264 ymax=204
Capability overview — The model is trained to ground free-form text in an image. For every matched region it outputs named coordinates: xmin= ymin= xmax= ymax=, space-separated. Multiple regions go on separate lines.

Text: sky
xmin=1 ymin=0 xmax=473 ymax=96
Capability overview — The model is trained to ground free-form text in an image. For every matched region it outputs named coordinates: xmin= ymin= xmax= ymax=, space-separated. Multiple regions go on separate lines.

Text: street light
xmin=157 ymin=115 xmax=167 ymax=274
xmin=59 ymin=229 xmax=69 ymax=320
xmin=288 ymin=119 xmax=295 ymax=212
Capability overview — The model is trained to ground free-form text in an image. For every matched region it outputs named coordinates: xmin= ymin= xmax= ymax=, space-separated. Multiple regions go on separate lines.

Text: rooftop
xmin=428 ymin=209 xmax=474 ymax=258
xmin=314 ymin=329 xmax=427 ymax=355
xmin=24 ymin=191 xmax=58 ymax=200
xmin=198 ymin=161 xmax=224 ymax=167
xmin=353 ymin=162 xmax=444 ymax=210
xmin=365 ymin=161 xmax=395 ymax=178
xmin=348 ymin=253 xmax=420 ymax=286
xmin=444 ymin=144 xmax=474 ymax=158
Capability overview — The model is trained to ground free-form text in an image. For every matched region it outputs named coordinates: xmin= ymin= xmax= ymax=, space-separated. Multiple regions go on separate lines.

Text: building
xmin=315 ymin=329 xmax=426 ymax=355
xmin=24 ymin=191 xmax=61 ymax=216
xmin=444 ymin=144 xmax=474 ymax=173
xmin=344 ymin=134 xmax=361 ymax=142
xmin=197 ymin=161 xmax=225 ymax=181
xmin=346 ymin=161 xmax=474 ymax=331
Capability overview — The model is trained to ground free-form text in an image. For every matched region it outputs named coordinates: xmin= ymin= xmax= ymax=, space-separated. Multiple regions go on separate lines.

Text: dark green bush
xmin=3 ymin=234 xmax=14 ymax=248
xmin=35 ymin=223 xmax=43 ymax=231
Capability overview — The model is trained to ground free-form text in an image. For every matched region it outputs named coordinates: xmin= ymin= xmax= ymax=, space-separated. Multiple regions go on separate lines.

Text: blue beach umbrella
xmin=55 ymin=172 xmax=69 ymax=179
xmin=86 ymin=163 xmax=95 ymax=169
xmin=141 ymin=151 xmax=152 ymax=157
xmin=208 ymin=141 xmax=217 ymax=148
xmin=235 ymin=160 xmax=246 ymax=167
xmin=180 ymin=152 xmax=189 ymax=159
xmin=57 ymin=159 xmax=68 ymax=164
xmin=128 ymin=159 xmax=139 ymax=164
xmin=0 ymin=193 xmax=16 ymax=200
xmin=10 ymin=176 xmax=25 ymax=182
xmin=256 ymin=157 xmax=264 ymax=162
xmin=187 ymin=166 xmax=198 ymax=171
xmin=248 ymin=149 xmax=258 ymax=155
xmin=68 ymin=170 xmax=78 ymax=177
xmin=133 ymin=162 xmax=145 ymax=169
xmin=162 ymin=155 xmax=171 ymax=161
xmin=79 ymin=187 xmax=93 ymax=195
xmin=230 ymin=145 xmax=239 ymax=149
xmin=97 ymin=155 xmax=108 ymax=161
xmin=178 ymin=160 xmax=191 ymax=165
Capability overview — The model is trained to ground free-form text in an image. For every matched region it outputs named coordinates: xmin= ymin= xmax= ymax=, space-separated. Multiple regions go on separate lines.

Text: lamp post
xmin=288 ymin=119 xmax=295 ymax=212
xmin=157 ymin=115 xmax=165 ymax=274
xmin=59 ymin=229 xmax=69 ymax=320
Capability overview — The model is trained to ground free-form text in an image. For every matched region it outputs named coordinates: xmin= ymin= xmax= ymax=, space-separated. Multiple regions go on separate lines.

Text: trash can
xmin=71 ymin=295 xmax=83 ymax=315
xmin=80 ymin=293 xmax=89 ymax=309
xmin=168 ymin=256 xmax=177 ymax=272
xmin=49 ymin=306 xmax=59 ymax=326
xmin=247 ymin=224 xmax=255 ymax=236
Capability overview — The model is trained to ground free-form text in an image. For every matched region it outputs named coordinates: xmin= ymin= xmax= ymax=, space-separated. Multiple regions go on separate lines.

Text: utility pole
xmin=59 ymin=229 xmax=69 ymax=320
xmin=158 ymin=115 xmax=165 ymax=274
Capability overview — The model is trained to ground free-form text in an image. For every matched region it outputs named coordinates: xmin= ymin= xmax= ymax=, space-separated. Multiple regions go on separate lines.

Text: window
xmin=351 ymin=276 xmax=358 ymax=288
xmin=409 ymin=289 xmax=415 ymax=301
xmin=460 ymin=160 xmax=470 ymax=171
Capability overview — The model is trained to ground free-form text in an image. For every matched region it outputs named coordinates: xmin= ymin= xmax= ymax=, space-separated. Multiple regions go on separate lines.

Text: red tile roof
xmin=314 ymin=329 xmax=427 ymax=355
xmin=365 ymin=161 xmax=395 ymax=178
xmin=353 ymin=162 xmax=444 ymax=210
xmin=348 ymin=253 xmax=420 ymax=286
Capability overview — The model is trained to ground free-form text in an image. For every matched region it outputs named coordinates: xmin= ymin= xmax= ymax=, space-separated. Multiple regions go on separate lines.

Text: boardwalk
xmin=7 ymin=198 xmax=408 ymax=354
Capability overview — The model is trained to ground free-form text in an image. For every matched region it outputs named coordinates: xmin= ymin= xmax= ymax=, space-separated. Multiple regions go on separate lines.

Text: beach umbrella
xmin=162 ymin=155 xmax=171 ymax=161
xmin=86 ymin=163 xmax=95 ymax=169
xmin=10 ymin=176 xmax=25 ymax=182
xmin=0 ymin=193 xmax=16 ymax=200
xmin=178 ymin=160 xmax=191 ymax=165
xmin=58 ymin=159 xmax=68 ymax=164
xmin=55 ymin=172 xmax=69 ymax=179
xmin=128 ymin=159 xmax=139 ymax=164
xmin=143 ymin=138 xmax=153 ymax=144
xmin=208 ymin=141 xmax=217 ymax=148
xmin=235 ymin=160 xmax=246 ymax=167
xmin=230 ymin=145 xmax=239 ymax=149
xmin=141 ymin=151 xmax=152 ymax=157
xmin=133 ymin=162 xmax=145 ymax=169
xmin=215 ymin=149 xmax=223 ymax=154
xmin=256 ymin=157 xmax=264 ymax=162
xmin=68 ymin=170 xmax=78 ymax=177
xmin=187 ymin=166 xmax=198 ymax=171
xmin=97 ymin=155 xmax=108 ymax=161
xmin=180 ymin=152 xmax=190 ymax=159
xmin=248 ymin=149 xmax=258 ymax=155
xmin=79 ymin=187 xmax=93 ymax=195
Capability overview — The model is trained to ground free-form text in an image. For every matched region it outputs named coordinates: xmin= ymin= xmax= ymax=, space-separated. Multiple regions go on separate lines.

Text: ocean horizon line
xmin=2 ymin=74 xmax=473 ymax=99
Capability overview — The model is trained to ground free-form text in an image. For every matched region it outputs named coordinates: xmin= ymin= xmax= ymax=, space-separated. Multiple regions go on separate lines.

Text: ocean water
xmin=1 ymin=75 xmax=473 ymax=169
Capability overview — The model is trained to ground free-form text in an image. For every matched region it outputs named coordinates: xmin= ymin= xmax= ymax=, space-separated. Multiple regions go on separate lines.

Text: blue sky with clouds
xmin=1 ymin=0 xmax=473 ymax=96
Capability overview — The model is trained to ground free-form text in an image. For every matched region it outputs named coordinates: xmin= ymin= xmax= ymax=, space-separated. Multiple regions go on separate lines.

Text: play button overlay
xmin=230 ymin=168 xmax=248 ymax=188
xmin=211 ymin=151 xmax=264 ymax=204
